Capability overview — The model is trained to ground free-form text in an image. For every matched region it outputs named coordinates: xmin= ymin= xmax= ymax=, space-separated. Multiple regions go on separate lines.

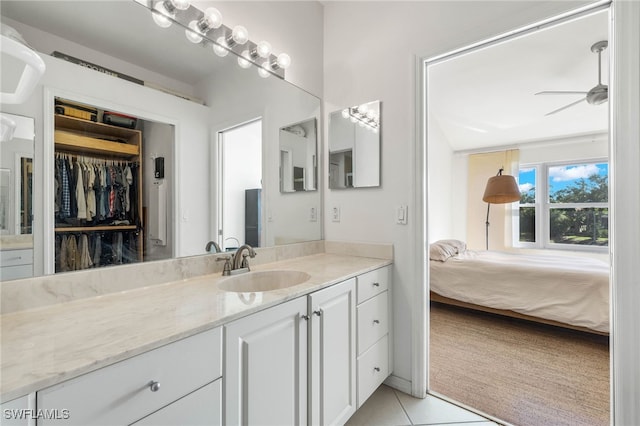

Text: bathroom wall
xmin=322 ymin=0 xmax=594 ymax=390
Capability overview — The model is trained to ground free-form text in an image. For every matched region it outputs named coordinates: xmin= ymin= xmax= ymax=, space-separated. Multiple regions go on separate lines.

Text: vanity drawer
xmin=356 ymin=266 xmax=390 ymax=304
xmin=357 ymin=291 xmax=389 ymax=354
xmin=132 ymin=379 xmax=221 ymax=426
xmin=1 ymin=249 xmax=33 ymax=267
xmin=357 ymin=334 xmax=389 ymax=407
xmin=37 ymin=327 xmax=222 ymax=426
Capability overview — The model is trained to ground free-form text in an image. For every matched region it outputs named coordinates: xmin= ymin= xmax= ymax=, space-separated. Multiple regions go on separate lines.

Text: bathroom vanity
xmin=0 ymin=247 xmax=392 ymax=425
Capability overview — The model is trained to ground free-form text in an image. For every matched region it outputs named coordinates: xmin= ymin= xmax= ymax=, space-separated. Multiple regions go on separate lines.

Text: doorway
xmin=218 ymin=119 xmax=262 ymax=251
xmin=423 ymin=6 xmax=611 ymax=425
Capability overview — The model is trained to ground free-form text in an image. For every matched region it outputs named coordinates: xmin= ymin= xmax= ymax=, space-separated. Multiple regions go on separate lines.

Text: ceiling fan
xmin=536 ymin=40 xmax=608 ymax=116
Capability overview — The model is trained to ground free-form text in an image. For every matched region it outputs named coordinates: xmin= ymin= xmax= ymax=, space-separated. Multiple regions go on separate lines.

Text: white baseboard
xmin=383 ymin=374 xmax=413 ymax=396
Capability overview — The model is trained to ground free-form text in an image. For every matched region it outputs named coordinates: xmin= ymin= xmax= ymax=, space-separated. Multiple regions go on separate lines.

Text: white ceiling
xmin=428 ymin=9 xmax=609 ymax=151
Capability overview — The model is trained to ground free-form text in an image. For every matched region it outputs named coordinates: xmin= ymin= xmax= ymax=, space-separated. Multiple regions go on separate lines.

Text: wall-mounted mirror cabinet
xmin=0 ymin=1 xmax=322 ymax=279
xmin=279 ymin=118 xmax=317 ymax=193
xmin=0 ymin=112 xmax=34 ymax=281
xmin=328 ymin=100 xmax=381 ymax=189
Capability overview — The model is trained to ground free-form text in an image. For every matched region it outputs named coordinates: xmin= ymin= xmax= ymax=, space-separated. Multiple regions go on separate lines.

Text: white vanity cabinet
xmin=224 ymin=296 xmax=309 ymax=426
xmin=36 ymin=327 xmax=222 ymax=426
xmin=355 ymin=265 xmax=392 ymax=407
xmin=0 ymin=248 xmax=33 ymax=281
xmin=1 ymin=394 xmax=35 ymax=426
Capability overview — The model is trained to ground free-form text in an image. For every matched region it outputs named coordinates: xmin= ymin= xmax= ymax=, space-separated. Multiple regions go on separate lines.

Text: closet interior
xmin=53 ymin=98 xmax=144 ymax=272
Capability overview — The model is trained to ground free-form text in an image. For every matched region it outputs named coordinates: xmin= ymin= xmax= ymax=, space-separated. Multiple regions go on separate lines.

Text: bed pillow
xmin=429 ymin=239 xmax=467 ymax=261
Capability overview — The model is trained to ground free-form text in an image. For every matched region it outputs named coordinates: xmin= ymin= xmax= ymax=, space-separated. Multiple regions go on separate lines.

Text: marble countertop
xmin=0 ymin=253 xmax=391 ymax=402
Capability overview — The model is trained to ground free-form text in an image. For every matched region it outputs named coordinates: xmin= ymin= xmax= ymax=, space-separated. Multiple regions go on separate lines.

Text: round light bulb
xmin=276 ymin=53 xmax=291 ymax=69
xmin=366 ymin=110 xmax=375 ymax=119
xmin=152 ymin=3 xmax=174 ymax=28
xmin=256 ymin=41 xmax=272 ymax=59
xmin=170 ymin=0 xmax=190 ymax=10
xmin=203 ymin=7 xmax=222 ymax=29
xmin=232 ymin=25 xmax=249 ymax=45
xmin=258 ymin=62 xmax=271 ymax=78
xmin=237 ymin=50 xmax=252 ymax=69
xmin=185 ymin=20 xmax=203 ymax=43
xmin=341 ymin=109 xmax=349 ymax=119
xmin=213 ymin=36 xmax=229 ymax=57
xmin=350 ymin=116 xmax=357 ymax=123
xmin=359 ymin=104 xmax=369 ymax=115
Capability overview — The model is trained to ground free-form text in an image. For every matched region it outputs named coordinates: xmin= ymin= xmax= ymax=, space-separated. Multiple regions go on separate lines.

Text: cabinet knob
xmin=372 ymin=282 xmax=380 ymax=287
xmin=313 ymin=310 xmax=322 ymax=317
xmin=373 ymin=319 xmax=380 ymax=325
xmin=374 ymin=367 xmax=381 ymax=372
xmin=301 ymin=314 xmax=310 ymax=321
xmin=149 ymin=381 xmax=161 ymax=392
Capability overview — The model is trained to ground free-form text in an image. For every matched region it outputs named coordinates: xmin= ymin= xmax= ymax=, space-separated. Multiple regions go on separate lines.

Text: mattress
xmin=430 ymin=250 xmax=610 ymax=333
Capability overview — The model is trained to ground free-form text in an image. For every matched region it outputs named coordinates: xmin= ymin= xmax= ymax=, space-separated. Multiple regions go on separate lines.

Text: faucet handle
xmin=240 ymin=253 xmax=251 ymax=270
xmin=216 ymin=256 xmax=232 ymax=276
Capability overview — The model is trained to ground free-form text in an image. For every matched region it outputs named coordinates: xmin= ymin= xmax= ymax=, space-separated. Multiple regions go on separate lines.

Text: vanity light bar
xmin=141 ymin=0 xmax=290 ymax=79
xmin=342 ymin=105 xmax=380 ymax=132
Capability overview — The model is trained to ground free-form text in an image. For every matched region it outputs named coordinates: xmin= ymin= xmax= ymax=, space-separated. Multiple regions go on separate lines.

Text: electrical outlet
xmin=332 ymin=206 xmax=341 ymax=222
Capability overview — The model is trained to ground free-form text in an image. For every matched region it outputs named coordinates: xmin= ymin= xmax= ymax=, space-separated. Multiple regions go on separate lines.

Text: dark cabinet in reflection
xmin=245 ymin=189 xmax=261 ymax=247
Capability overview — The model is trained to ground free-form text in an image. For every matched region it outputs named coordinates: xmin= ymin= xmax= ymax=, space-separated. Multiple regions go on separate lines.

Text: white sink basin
xmin=217 ymin=270 xmax=311 ymax=292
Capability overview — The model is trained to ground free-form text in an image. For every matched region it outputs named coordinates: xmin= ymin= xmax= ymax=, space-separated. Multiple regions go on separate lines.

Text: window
xmin=516 ymin=161 xmax=609 ymax=249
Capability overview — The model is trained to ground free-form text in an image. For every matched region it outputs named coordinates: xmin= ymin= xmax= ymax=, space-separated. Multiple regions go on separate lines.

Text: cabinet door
xmin=309 ymin=278 xmax=356 ymax=426
xmin=225 ymin=297 xmax=308 ymax=426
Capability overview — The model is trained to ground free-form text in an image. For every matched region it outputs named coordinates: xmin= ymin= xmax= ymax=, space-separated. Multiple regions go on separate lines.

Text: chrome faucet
xmin=232 ymin=244 xmax=257 ymax=272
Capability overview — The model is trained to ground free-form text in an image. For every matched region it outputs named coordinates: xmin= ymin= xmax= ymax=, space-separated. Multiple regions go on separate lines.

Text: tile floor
xmin=346 ymin=385 xmax=500 ymax=426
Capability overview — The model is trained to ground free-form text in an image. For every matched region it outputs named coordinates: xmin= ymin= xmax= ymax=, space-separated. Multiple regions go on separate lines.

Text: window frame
xmin=514 ymin=158 xmax=609 ymax=252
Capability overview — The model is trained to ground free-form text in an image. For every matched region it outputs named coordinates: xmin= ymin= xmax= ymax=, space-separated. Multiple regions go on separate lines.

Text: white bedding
xmin=430 ymin=250 xmax=610 ymax=333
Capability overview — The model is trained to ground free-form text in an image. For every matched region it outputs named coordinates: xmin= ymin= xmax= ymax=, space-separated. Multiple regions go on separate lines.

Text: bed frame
xmin=430 ymin=291 xmax=609 ymax=336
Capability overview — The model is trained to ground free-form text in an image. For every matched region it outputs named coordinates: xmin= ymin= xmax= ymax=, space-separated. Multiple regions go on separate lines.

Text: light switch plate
xmin=310 ymin=207 xmax=317 ymax=222
xmin=396 ymin=205 xmax=408 ymax=225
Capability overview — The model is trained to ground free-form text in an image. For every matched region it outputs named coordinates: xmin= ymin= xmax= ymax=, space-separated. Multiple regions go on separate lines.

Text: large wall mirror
xmin=0 ymin=1 xmax=321 ymax=278
xmin=328 ymin=100 xmax=381 ymax=189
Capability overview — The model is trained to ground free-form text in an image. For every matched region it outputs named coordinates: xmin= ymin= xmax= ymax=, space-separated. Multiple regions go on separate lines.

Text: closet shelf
xmin=55 ymin=225 xmax=137 ymax=233
xmin=55 ymin=114 xmax=140 ymax=141
xmin=55 ymin=130 xmax=139 ymax=157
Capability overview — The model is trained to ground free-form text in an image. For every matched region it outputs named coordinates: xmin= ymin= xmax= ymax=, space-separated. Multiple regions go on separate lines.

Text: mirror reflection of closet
xmin=0 ymin=112 xmax=34 ymax=280
xmin=328 ymin=100 xmax=381 ymax=189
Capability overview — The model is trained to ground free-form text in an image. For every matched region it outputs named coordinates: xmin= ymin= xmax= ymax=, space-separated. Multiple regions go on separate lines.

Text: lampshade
xmin=482 ymin=174 xmax=521 ymax=204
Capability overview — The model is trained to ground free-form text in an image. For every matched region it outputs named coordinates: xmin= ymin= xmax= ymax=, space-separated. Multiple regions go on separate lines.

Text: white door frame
xmin=416 ymin=1 xmax=640 ymax=424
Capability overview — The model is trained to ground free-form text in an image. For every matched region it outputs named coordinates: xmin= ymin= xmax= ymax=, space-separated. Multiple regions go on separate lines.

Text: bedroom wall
xmin=427 ymin=116 xmax=455 ymax=243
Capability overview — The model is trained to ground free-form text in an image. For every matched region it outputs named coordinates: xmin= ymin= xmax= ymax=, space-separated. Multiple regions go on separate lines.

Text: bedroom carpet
xmin=429 ymin=302 xmax=610 ymax=426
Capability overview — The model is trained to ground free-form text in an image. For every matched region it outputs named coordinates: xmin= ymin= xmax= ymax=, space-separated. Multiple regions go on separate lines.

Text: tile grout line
xmin=393 ymin=388 xmax=415 ymax=426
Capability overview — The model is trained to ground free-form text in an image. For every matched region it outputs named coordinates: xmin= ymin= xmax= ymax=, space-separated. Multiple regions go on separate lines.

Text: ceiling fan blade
xmin=535 ymin=91 xmax=588 ymax=96
xmin=545 ymin=98 xmax=587 ymax=116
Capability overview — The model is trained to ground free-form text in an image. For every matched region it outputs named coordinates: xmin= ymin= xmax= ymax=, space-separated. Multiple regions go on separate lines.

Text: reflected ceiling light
xmin=341 ymin=109 xmax=349 ymax=119
xmin=258 ymin=61 xmax=271 ymax=78
xmin=151 ymin=0 xmax=190 ymax=28
xmin=185 ymin=7 xmax=222 ymax=44
xmin=213 ymin=36 xmax=230 ymax=57
xmin=255 ymin=41 xmax=272 ymax=59
xmin=237 ymin=50 xmax=252 ymax=69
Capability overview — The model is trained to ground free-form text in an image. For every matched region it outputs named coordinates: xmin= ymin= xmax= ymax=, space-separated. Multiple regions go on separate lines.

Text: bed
xmin=429 ymin=240 xmax=610 ymax=334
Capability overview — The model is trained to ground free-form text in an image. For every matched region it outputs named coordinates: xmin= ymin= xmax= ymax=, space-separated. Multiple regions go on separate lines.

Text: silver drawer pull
xmin=7 ymin=256 xmax=22 ymax=261
xmin=373 ymin=319 xmax=380 ymax=325
xmin=301 ymin=314 xmax=310 ymax=321
xmin=374 ymin=367 xmax=381 ymax=372
xmin=372 ymin=282 xmax=380 ymax=287
xmin=313 ymin=310 xmax=322 ymax=317
xmin=149 ymin=381 xmax=161 ymax=392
